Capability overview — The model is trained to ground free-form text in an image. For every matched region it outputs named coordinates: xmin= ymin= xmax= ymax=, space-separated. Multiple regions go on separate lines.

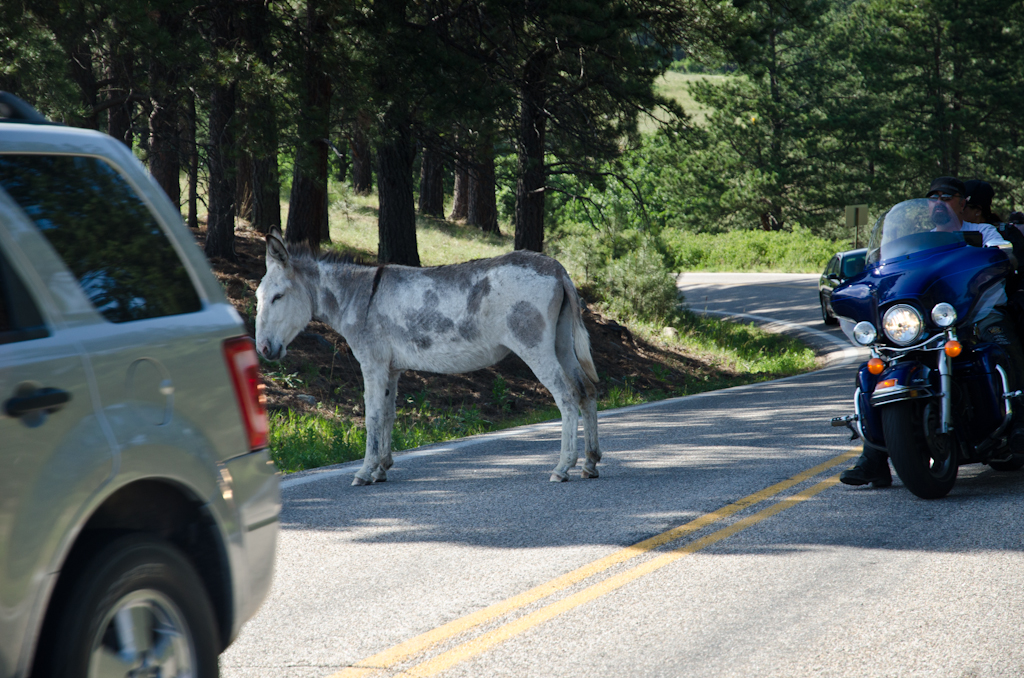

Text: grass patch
xmin=319 ymin=184 xmax=514 ymax=265
xmin=639 ymin=72 xmax=731 ymax=132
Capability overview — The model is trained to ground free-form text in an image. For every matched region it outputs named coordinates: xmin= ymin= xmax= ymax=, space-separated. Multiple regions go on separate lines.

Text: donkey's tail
xmin=563 ymin=277 xmax=599 ymax=384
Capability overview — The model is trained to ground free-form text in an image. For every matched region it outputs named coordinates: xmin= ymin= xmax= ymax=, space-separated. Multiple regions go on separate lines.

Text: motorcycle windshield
xmin=865 ymin=199 xmax=980 ymax=266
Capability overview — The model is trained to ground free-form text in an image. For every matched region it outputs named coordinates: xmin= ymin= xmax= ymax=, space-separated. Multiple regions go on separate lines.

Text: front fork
xmin=938 ymin=346 xmax=953 ymax=434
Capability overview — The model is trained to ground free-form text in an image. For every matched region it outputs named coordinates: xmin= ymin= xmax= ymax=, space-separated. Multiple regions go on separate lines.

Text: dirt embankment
xmin=197 ymin=224 xmax=745 ymax=422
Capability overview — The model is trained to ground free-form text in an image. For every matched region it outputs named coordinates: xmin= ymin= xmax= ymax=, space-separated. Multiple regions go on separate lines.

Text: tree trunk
xmin=148 ymin=94 xmax=181 ymax=211
xmin=186 ymin=88 xmax=199 ymax=230
xmin=514 ymin=55 xmax=548 ymax=252
xmin=450 ymin=147 xmax=469 ymax=220
xmin=418 ymin=144 xmax=445 ymax=217
xmin=205 ymin=80 xmax=237 ymax=260
xmin=286 ymin=159 xmax=328 ymax=247
xmin=106 ymin=44 xmax=134 ymax=147
xmin=285 ymin=0 xmax=332 ymax=249
xmin=351 ymin=112 xmax=373 ymax=194
xmin=468 ymin=134 xmax=498 ymax=234
xmin=376 ymin=111 xmax=420 ymax=266
xmin=249 ymin=91 xmax=280 ymax=234
xmin=252 ymin=156 xmax=280 ymax=234
xmin=68 ymin=41 xmax=99 ymax=129
xmin=236 ymin=151 xmax=254 ymax=223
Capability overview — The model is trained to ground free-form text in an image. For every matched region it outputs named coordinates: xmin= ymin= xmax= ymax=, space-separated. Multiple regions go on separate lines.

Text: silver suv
xmin=0 ymin=94 xmax=280 ymax=677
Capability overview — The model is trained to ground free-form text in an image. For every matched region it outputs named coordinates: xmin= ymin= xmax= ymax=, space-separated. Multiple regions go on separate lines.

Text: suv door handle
xmin=5 ymin=387 xmax=71 ymax=418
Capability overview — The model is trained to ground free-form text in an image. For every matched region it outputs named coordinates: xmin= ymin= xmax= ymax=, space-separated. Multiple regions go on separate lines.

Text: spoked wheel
xmin=39 ymin=535 xmax=220 ymax=678
xmin=820 ymin=294 xmax=838 ymax=326
xmin=882 ymin=400 xmax=957 ymax=499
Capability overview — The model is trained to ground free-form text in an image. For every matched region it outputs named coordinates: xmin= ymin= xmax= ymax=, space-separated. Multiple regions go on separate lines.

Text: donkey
xmin=255 ymin=230 xmax=601 ymax=485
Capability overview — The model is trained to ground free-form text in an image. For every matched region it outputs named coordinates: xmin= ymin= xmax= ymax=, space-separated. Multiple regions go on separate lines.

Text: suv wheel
xmin=41 ymin=535 xmax=220 ymax=678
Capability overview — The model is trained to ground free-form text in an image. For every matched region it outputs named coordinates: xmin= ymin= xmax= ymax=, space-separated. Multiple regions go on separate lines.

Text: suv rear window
xmin=0 ymin=155 xmax=201 ymax=323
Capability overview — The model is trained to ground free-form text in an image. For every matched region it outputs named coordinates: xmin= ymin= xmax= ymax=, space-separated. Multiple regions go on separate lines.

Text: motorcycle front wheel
xmin=882 ymin=400 xmax=957 ymax=499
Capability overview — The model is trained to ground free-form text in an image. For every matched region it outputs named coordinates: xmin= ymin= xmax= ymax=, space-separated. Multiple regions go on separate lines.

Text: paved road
xmin=222 ymin=274 xmax=1024 ymax=678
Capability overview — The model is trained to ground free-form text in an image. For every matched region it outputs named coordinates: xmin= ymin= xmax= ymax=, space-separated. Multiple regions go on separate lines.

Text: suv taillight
xmin=223 ymin=336 xmax=269 ymax=451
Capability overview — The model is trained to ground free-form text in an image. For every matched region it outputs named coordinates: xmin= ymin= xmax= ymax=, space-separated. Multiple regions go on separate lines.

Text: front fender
xmin=870 ymin=361 xmax=936 ymax=407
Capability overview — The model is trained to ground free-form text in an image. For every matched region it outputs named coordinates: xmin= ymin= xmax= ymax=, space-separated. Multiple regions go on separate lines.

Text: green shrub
xmin=552 ymin=221 xmax=680 ymax=325
xmin=598 ymin=242 xmax=680 ymax=324
xmin=663 ymin=227 xmax=846 ymax=273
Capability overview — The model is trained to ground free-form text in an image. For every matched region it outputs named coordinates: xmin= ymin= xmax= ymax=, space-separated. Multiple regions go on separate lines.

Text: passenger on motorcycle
xmin=839 ymin=176 xmax=1024 ymax=487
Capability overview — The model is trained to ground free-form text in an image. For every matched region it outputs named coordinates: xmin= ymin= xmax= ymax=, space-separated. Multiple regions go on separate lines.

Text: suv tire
xmin=40 ymin=535 xmax=220 ymax=678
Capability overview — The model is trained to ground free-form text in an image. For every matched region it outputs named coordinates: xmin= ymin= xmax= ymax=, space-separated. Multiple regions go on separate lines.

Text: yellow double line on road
xmin=333 ymin=449 xmax=859 ymax=678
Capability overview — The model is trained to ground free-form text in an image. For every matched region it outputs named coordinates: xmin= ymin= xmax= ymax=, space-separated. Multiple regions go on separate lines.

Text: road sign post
xmin=846 ymin=204 xmax=869 ymax=248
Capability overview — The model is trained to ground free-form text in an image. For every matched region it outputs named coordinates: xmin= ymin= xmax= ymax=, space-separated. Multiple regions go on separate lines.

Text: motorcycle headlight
xmin=883 ymin=304 xmax=924 ymax=346
xmin=853 ymin=321 xmax=877 ymax=346
xmin=931 ymin=302 xmax=957 ymax=328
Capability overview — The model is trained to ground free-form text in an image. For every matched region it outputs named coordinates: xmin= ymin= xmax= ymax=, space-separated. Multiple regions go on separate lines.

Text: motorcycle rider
xmin=840 ymin=176 xmax=1024 ymax=487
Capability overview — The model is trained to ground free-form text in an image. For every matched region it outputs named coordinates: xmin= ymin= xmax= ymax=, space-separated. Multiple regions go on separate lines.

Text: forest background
xmin=3 ymin=0 xmax=1024 ymax=326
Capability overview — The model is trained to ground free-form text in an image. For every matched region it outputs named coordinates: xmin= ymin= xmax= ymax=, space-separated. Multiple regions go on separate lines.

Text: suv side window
xmin=0 ymin=246 xmax=49 ymax=344
xmin=0 ymin=155 xmax=201 ymax=323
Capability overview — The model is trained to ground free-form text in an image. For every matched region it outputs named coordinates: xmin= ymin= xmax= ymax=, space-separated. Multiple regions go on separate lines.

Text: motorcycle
xmin=829 ymin=198 xmax=1024 ymax=499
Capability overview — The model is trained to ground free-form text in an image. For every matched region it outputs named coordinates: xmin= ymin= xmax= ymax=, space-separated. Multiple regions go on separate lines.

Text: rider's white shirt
xmin=963 ymin=220 xmax=1010 ymax=247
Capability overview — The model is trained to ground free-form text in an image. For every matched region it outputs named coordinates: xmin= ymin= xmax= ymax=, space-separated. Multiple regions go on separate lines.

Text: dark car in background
xmin=1 ymin=94 xmax=279 ymax=678
xmin=819 ymin=248 xmax=867 ymax=325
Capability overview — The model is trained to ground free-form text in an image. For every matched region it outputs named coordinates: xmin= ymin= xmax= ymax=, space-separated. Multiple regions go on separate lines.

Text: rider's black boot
xmin=840 ymin=443 xmax=892 ymax=487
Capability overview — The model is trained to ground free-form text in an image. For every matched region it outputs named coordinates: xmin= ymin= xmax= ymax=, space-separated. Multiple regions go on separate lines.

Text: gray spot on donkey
xmin=255 ymin=230 xmax=601 ymax=485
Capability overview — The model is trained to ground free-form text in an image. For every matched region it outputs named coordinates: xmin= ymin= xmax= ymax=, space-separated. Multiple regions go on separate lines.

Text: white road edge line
xmin=281 ymin=311 xmax=865 ymax=490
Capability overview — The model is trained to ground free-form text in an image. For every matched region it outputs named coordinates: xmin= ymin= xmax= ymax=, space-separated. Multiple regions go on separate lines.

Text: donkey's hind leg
xmin=519 ymin=354 xmax=581 ymax=482
xmin=554 ymin=315 xmax=600 ymax=479
xmin=371 ymin=369 xmax=401 ymax=483
xmin=580 ymin=377 xmax=601 ymax=479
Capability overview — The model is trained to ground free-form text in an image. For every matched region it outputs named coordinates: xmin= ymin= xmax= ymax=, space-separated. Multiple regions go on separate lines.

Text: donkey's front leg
xmin=353 ymin=368 xmax=393 ymax=486
xmin=371 ymin=369 xmax=401 ymax=483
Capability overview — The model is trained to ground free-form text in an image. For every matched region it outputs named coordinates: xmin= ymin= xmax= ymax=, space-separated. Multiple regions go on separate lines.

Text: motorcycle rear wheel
xmin=882 ymin=400 xmax=957 ymax=499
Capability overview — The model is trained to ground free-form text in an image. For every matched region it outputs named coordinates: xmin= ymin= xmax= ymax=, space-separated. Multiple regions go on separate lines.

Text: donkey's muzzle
xmin=258 ymin=342 xmax=285 ymax=361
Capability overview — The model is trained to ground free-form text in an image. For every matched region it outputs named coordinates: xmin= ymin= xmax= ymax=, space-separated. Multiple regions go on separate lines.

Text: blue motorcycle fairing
xmin=831 ymin=240 xmax=1011 ymax=329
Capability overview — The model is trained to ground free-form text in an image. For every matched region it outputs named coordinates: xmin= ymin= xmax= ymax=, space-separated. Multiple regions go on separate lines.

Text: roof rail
xmin=0 ymin=92 xmax=52 ymax=125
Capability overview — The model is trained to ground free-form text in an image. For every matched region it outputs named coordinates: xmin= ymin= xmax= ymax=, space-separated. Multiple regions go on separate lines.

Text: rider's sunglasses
xmin=928 ymin=192 xmax=960 ymax=202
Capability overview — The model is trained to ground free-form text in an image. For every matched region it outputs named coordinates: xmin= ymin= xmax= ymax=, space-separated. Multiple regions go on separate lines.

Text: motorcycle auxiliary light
xmin=931 ymin=302 xmax=957 ymax=327
xmin=882 ymin=304 xmax=924 ymax=346
xmin=853 ymin=321 xmax=877 ymax=346
xmin=945 ymin=340 xmax=962 ymax=357
xmin=868 ymin=358 xmax=885 ymax=375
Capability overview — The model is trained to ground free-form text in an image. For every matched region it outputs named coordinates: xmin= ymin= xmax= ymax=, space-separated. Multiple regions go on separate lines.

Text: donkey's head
xmin=255 ymin=230 xmax=313 ymax=361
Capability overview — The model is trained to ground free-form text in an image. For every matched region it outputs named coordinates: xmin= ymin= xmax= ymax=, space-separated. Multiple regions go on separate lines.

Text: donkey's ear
xmin=267 ymin=229 xmax=290 ymax=268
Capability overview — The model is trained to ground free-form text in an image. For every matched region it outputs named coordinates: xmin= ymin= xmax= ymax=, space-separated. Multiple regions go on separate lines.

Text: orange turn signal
xmin=944 ymin=340 xmax=962 ymax=357
xmin=867 ymin=358 xmax=885 ymax=375
xmin=876 ymin=378 xmax=897 ymax=389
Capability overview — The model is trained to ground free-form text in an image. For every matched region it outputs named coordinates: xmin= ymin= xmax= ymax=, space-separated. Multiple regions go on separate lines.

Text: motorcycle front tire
xmin=882 ymin=400 xmax=957 ymax=499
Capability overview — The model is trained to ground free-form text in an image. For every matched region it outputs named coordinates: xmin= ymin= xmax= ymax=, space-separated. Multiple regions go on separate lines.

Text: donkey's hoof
xmin=352 ymin=475 xmax=373 ymax=486
xmin=581 ymin=467 xmax=599 ymax=479
xmin=371 ymin=474 xmax=388 ymax=483
xmin=549 ymin=472 xmax=569 ymax=483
